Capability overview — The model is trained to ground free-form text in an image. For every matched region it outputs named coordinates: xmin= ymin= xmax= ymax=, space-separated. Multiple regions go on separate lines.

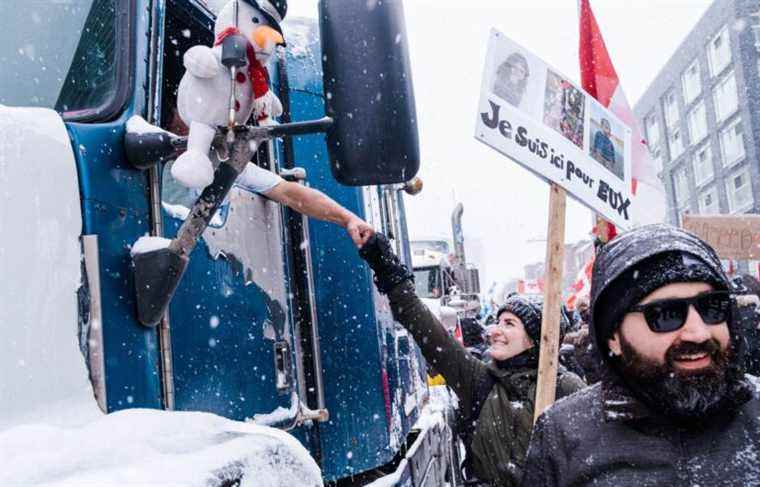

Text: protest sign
xmin=682 ymin=214 xmax=760 ymax=260
xmin=475 ymin=29 xmax=634 ymax=229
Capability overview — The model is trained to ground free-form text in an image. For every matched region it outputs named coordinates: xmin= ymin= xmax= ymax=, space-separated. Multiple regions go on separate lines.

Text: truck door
xmin=152 ymin=0 xmax=298 ymax=422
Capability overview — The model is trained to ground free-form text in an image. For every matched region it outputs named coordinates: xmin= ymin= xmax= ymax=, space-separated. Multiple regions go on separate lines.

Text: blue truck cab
xmin=0 ymin=0 xmax=459 ymax=484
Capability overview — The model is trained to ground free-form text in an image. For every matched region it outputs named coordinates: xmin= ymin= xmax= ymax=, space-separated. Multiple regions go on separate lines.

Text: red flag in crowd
xmin=579 ymin=0 xmax=664 ymax=197
xmin=566 ymin=258 xmax=594 ymax=310
xmin=579 ymin=0 xmax=666 ymax=246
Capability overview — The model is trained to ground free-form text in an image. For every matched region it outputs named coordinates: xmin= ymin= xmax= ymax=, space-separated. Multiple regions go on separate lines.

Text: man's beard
xmin=615 ymin=333 xmax=732 ymax=421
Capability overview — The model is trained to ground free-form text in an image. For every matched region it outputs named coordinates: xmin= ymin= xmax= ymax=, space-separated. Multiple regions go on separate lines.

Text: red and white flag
xmin=579 ymin=0 xmax=666 ymax=226
xmin=518 ymin=278 xmax=544 ymax=295
xmin=565 ymin=258 xmax=594 ymax=309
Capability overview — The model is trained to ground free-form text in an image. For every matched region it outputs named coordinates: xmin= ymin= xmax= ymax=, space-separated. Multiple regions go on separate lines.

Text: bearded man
xmin=521 ymin=224 xmax=760 ymax=486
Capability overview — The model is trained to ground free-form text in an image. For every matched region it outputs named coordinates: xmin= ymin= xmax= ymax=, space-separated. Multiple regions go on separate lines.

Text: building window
xmin=669 ymin=127 xmax=684 ymax=160
xmin=725 ymin=167 xmax=754 ymax=213
xmin=687 ymin=101 xmax=708 ymax=145
xmin=708 ymin=25 xmax=732 ymax=76
xmin=720 ymin=118 xmax=745 ymax=167
xmin=682 ymin=58 xmax=702 ymax=105
xmin=650 ymin=146 xmax=663 ymax=172
xmin=713 ymin=71 xmax=738 ymax=123
xmin=693 ymin=144 xmax=714 ymax=186
xmin=698 ymin=187 xmax=720 ymax=214
xmin=673 ymin=166 xmax=689 ymax=206
xmin=664 ymin=89 xmax=679 ymax=129
xmin=645 ymin=112 xmax=661 ymax=149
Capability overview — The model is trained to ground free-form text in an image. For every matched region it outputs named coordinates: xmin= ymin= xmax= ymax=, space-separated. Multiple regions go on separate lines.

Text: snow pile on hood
xmin=0 ymin=408 xmax=323 ymax=487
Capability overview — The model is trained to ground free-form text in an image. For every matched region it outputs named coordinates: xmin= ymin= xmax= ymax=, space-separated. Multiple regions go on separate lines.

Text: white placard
xmin=475 ymin=29 xmax=634 ymax=229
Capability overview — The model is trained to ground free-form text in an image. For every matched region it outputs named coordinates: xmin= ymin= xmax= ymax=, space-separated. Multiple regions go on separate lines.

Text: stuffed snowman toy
xmin=173 ymin=0 xmax=287 ymax=189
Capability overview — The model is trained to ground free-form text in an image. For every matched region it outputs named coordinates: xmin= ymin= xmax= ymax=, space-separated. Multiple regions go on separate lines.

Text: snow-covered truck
xmin=0 ymin=0 xmax=460 ymax=485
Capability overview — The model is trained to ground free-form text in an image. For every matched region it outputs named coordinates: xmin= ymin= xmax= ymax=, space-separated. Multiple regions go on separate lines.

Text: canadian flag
xmin=579 ymin=0 xmax=666 ymax=226
xmin=565 ymin=258 xmax=594 ymax=309
xmin=518 ymin=278 xmax=544 ymax=295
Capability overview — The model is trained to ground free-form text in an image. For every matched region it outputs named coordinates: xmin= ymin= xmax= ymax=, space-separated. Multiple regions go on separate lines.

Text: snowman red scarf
xmin=215 ymin=27 xmax=271 ymax=120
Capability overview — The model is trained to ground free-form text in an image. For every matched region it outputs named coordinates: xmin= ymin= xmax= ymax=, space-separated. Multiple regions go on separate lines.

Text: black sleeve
xmin=521 ymin=412 xmax=560 ymax=487
xmin=386 ymin=280 xmax=488 ymax=414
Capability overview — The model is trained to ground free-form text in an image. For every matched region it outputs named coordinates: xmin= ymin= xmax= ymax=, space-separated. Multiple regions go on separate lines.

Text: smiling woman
xmin=359 ymin=234 xmax=585 ymax=486
xmin=486 ymin=310 xmax=534 ymax=361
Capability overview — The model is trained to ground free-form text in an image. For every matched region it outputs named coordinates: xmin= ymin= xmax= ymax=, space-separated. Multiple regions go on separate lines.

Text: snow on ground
xmin=0 ymin=408 xmax=323 ymax=487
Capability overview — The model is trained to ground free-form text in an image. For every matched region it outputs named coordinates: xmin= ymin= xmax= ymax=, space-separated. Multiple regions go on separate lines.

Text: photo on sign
xmin=543 ymin=69 xmax=585 ymax=149
xmin=492 ymin=52 xmax=530 ymax=109
xmin=475 ymin=29 xmax=635 ymax=228
xmin=488 ymin=40 xmax=544 ymax=118
xmin=588 ymin=102 xmax=626 ymax=181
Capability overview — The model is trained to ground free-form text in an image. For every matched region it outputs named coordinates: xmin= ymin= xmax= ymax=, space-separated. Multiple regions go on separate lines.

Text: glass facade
xmin=687 ymin=101 xmax=708 ymax=144
xmin=708 ymin=25 xmax=732 ymax=76
xmin=698 ymin=186 xmax=720 ymax=214
xmin=720 ymin=118 xmax=745 ymax=167
xmin=726 ymin=167 xmax=753 ymax=213
xmin=682 ymin=58 xmax=702 ymax=105
xmin=693 ymin=143 xmax=714 ymax=186
xmin=713 ymin=71 xmax=739 ymax=123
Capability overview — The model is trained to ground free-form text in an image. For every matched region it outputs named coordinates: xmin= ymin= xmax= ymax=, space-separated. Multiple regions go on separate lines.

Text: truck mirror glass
xmin=319 ymin=0 xmax=420 ymax=186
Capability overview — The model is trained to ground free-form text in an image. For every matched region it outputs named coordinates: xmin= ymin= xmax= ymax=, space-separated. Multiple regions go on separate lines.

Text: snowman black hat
xmin=240 ymin=0 xmax=287 ymax=36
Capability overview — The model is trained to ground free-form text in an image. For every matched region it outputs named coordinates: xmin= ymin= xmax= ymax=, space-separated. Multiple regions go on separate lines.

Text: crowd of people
xmin=357 ymin=224 xmax=760 ymax=487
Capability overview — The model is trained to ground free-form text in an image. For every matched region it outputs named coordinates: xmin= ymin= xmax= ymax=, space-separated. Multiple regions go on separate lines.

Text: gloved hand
xmin=359 ymin=233 xmax=413 ymax=294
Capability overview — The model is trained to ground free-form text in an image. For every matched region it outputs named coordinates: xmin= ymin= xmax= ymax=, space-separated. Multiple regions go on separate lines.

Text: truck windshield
xmin=411 ymin=241 xmax=450 ymax=254
xmin=414 ymin=266 xmax=442 ymax=299
xmin=0 ymin=0 xmax=122 ymax=119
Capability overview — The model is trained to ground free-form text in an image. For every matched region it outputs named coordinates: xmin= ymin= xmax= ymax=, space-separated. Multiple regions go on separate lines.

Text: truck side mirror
xmin=319 ymin=0 xmax=420 ymax=186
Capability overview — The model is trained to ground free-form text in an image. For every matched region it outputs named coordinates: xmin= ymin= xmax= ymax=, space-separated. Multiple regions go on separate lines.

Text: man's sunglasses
xmin=628 ymin=290 xmax=732 ymax=333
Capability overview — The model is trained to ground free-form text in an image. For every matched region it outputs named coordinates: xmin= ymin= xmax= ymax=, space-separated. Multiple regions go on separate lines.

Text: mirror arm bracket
xmin=257 ymin=117 xmax=334 ymax=139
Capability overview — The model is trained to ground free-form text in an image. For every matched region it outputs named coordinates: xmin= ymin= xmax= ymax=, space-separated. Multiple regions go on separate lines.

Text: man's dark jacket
xmin=388 ymin=280 xmax=585 ymax=487
xmin=521 ymin=224 xmax=760 ymax=486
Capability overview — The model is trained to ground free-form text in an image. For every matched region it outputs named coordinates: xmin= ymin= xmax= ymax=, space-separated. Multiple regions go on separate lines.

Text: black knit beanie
xmin=496 ymin=294 xmax=568 ymax=345
xmin=594 ymin=250 xmax=728 ymax=352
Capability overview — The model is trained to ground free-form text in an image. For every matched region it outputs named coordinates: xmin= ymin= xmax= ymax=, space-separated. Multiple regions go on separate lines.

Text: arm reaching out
xmin=359 ymin=233 xmax=488 ymax=413
xmin=265 ymin=181 xmax=374 ymax=247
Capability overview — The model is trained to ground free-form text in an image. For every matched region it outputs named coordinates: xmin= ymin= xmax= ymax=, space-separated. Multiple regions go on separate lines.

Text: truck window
xmin=158 ymin=0 xmax=271 ymax=225
xmin=414 ymin=266 xmax=442 ymax=299
xmin=0 ymin=0 xmax=130 ymax=121
xmin=411 ymin=240 xmax=450 ymax=254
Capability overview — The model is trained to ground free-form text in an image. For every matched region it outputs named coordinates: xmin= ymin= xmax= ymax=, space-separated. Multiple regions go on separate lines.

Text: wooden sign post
xmin=473 ymin=29 xmax=635 ymax=423
xmin=533 ymin=183 xmax=567 ymax=423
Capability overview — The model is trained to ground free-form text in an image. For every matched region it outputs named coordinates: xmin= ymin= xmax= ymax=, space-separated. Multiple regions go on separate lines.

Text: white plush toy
xmin=173 ymin=0 xmax=287 ymax=189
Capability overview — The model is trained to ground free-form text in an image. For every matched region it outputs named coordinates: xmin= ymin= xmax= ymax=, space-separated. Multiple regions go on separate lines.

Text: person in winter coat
xmin=521 ymin=224 xmax=760 ymax=486
xmin=461 ymin=316 xmax=488 ymax=361
xmin=358 ymin=234 xmax=585 ymax=487
xmin=732 ymin=274 xmax=760 ymax=376
xmin=562 ymin=297 xmax=603 ymax=384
